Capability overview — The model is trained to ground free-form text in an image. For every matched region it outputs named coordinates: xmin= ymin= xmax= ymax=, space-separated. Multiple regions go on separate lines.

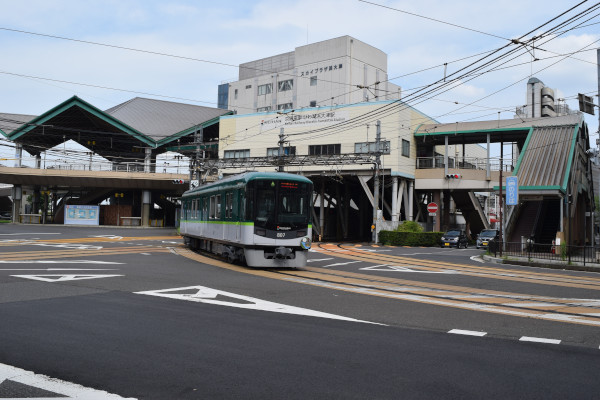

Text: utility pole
xmin=498 ymin=137 xmax=503 ymax=257
xmin=278 ymin=128 xmax=285 ymax=172
xmin=194 ymin=125 xmax=204 ymax=187
xmin=372 ymin=120 xmax=381 ymax=243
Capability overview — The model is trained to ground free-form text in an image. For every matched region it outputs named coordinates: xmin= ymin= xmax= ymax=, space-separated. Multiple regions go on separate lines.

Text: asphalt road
xmin=0 ymin=224 xmax=599 ymax=399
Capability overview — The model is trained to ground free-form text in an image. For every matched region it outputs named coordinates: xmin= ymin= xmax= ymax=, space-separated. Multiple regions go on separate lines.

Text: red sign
xmin=427 ymin=202 xmax=438 ymax=213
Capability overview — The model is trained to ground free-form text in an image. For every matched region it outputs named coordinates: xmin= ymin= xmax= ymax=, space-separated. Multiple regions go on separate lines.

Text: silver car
xmin=476 ymin=229 xmax=499 ymax=249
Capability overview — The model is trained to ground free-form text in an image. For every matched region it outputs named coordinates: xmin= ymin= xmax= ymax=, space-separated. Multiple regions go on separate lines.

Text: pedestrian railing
xmin=490 ymin=241 xmax=600 ymax=266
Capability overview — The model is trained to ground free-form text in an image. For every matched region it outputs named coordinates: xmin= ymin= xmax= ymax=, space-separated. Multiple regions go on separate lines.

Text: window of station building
xmin=234 ymin=89 xmax=238 ymax=100
xmin=402 ymin=139 xmax=410 ymax=157
xmin=310 ymin=76 xmax=317 ymax=86
xmin=278 ymin=79 xmax=293 ymax=92
xmin=354 ymin=141 xmax=391 ymax=154
xmin=245 ymin=85 xmax=252 ymax=89
xmin=257 ymin=106 xmax=271 ymax=112
xmin=309 ymin=144 xmax=341 ymax=156
xmin=309 ymin=100 xmax=317 ymax=107
xmin=258 ymin=83 xmax=272 ymax=95
xmin=224 ymin=149 xmax=250 ymax=159
xmin=277 ymin=103 xmax=293 ymax=110
xmin=267 ymin=146 xmax=296 ymax=157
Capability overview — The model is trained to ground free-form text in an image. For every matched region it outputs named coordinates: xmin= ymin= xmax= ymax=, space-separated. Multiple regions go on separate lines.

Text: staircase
xmin=509 ymin=201 xmax=541 ymax=243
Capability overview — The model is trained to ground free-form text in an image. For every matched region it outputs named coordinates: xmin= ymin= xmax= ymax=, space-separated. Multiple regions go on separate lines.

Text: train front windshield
xmin=250 ymin=180 xmax=312 ymax=230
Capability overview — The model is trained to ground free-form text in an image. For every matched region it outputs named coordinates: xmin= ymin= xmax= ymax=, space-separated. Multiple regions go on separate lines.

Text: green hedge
xmin=379 ymin=230 xmax=444 ymax=247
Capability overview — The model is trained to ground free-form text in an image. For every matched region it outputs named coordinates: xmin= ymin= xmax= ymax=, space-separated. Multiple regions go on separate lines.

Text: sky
xmin=0 ymin=0 xmax=598 ymax=162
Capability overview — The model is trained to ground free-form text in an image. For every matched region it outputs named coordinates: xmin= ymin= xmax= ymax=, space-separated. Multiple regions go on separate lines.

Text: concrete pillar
xmin=144 ymin=148 xmax=152 ymax=173
xmin=408 ymin=180 xmax=414 ymax=221
xmin=12 ymin=185 xmax=21 ymax=223
xmin=319 ymin=181 xmax=325 ymax=241
xmin=35 ymin=154 xmax=41 ymax=169
xmin=14 ymin=143 xmax=22 ymax=168
xmin=486 ymin=133 xmax=491 ymax=180
xmin=391 ymin=177 xmax=399 ymax=222
xmin=444 ymin=136 xmax=449 ymax=176
xmin=433 ymin=190 xmax=441 ymax=232
xmin=443 ymin=190 xmax=451 ymax=231
xmin=142 ymin=190 xmax=151 ymax=227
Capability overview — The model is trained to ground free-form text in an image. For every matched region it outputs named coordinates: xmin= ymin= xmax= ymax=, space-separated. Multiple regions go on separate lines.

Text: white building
xmin=218 ymin=36 xmax=402 ymax=114
xmin=215 ymin=36 xmax=487 ymax=240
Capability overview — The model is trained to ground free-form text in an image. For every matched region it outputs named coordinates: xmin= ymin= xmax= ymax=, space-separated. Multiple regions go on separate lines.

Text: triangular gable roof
xmin=7 ymin=95 xmax=156 ymax=147
xmin=0 ymin=113 xmax=38 ymax=137
xmin=104 ymin=97 xmax=231 ymax=146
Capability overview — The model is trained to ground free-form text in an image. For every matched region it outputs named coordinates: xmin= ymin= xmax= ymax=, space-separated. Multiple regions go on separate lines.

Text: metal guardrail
xmin=2 ymin=157 xmax=189 ymax=174
xmin=416 ymin=156 xmax=514 ymax=171
xmin=490 ymin=241 xmax=600 ymax=266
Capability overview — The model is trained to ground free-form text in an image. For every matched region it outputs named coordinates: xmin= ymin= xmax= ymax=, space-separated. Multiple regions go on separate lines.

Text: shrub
xmin=395 ymin=220 xmax=423 ymax=233
xmin=380 ymin=230 xmax=444 ymax=247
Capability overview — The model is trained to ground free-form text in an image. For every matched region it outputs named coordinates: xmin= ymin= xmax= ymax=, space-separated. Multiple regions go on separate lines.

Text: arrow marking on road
xmin=0 ymin=362 xmax=133 ymax=399
xmin=136 ymin=285 xmax=382 ymax=324
xmin=11 ymin=274 xmax=124 ymax=282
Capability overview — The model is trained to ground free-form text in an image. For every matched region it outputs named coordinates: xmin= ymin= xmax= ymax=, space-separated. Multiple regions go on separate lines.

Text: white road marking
xmin=90 ymin=235 xmax=123 ymax=240
xmin=354 ymin=249 xmax=392 ymax=252
xmin=448 ymin=329 xmax=487 ymax=337
xmin=470 ymin=256 xmax=485 ymax=263
xmin=0 ymin=260 xmax=122 ymax=264
xmin=136 ymin=285 xmax=382 ymax=325
xmin=306 ymin=258 xmax=334 ymax=262
xmin=321 ymin=261 xmax=362 ymax=268
xmin=519 ymin=336 xmax=561 ymax=344
xmin=11 ymin=274 xmax=123 ymax=282
xmin=3 ymin=241 xmax=103 ymax=250
xmin=0 ymin=362 xmax=134 ymax=399
xmin=360 ymin=264 xmax=459 ymax=274
xmin=141 ymin=253 xmax=152 ymax=255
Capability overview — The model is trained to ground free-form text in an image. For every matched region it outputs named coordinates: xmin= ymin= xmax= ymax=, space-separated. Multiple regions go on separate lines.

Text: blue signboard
xmin=65 ymin=205 xmax=100 ymax=225
xmin=506 ymin=176 xmax=518 ymax=206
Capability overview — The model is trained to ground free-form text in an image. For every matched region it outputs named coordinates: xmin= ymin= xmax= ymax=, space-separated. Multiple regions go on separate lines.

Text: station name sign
xmin=262 ymin=110 xmax=349 ymax=128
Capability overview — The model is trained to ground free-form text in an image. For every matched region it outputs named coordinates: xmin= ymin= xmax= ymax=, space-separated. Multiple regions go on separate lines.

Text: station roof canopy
xmin=0 ymin=96 xmax=231 ymax=161
xmin=414 ymin=114 xmax=583 ymax=146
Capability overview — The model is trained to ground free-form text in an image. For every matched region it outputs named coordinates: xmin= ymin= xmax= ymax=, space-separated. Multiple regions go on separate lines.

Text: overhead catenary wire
xmin=0 ymin=3 xmax=596 ymax=161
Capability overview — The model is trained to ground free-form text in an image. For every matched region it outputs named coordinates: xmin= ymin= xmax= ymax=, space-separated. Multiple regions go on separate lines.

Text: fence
xmin=5 ymin=157 xmax=189 ymax=174
xmin=416 ymin=156 xmax=513 ymax=171
xmin=490 ymin=241 xmax=600 ymax=266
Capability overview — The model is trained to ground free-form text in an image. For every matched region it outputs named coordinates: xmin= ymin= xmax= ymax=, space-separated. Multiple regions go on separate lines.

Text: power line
xmin=358 ymin=0 xmax=511 ymax=41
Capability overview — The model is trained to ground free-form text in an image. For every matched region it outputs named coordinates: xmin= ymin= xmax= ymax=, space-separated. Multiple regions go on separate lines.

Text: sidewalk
xmin=482 ymin=253 xmax=600 ymax=273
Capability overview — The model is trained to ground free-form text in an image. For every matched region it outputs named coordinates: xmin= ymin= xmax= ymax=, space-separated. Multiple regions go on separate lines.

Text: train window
xmin=209 ymin=196 xmax=216 ymax=219
xmin=216 ymin=194 xmax=222 ymax=219
xmin=225 ymin=192 xmax=233 ymax=219
xmin=203 ymin=198 xmax=208 ymax=220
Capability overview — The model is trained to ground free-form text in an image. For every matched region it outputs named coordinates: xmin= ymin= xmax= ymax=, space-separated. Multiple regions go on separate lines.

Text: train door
xmin=230 ymin=190 xmax=241 ymax=243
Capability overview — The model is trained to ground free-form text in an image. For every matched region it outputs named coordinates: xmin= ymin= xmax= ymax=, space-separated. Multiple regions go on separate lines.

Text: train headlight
xmin=300 ymin=237 xmax=311 ymax=250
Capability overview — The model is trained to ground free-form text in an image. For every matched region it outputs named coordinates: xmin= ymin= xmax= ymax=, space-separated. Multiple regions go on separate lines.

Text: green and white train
xmin=180 ymin=172 xmax=313 ymax=268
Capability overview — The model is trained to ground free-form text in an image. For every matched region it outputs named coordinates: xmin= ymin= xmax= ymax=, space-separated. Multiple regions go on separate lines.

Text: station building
xmin=218 ymin=36 xmax=402 ymax=114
